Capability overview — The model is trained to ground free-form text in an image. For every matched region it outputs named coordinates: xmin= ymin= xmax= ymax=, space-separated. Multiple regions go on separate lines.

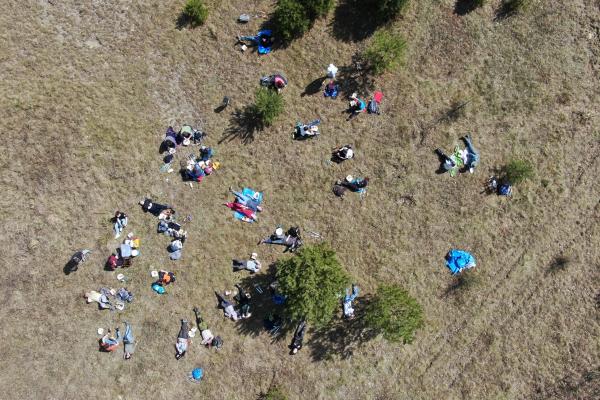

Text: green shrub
xmin=372 ymin=0 xmax=410 ymax=20
xmin=503 ymin=159 xmax=534 ymax=185
xmin=363 ymin=30 xmax=407 ymax=75
xmin=472 ymin=0 xmax=486 ymax=8
xmin=300 ymin=0 xmax=334 ymax=18
xmin=252 ymin=88 xmax=284 ymax=127
xmin=182 ymin=0 xmax=208 ymax=27
xmin=261 ymin=386 xmax=288 ymax=400
xmin=276 ymin=244 xmax=350 ymax=326
xmin=501 ymin=0 xmax=531 ymax=15
xmin=273 ymin=0 xmax=312 ymax=43
xmin=365 ymin=285 xmax=424 ymax=344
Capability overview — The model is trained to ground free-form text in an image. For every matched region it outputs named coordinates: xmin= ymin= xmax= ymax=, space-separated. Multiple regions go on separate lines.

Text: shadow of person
xmin=301 ymin=76 xmax=326 ymax=97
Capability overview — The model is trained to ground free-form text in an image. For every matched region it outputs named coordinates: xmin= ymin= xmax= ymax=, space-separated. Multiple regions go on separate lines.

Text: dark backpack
xmin=332 ymin=184 xmax=347 ymax=198
xmin=212 ymin=336 xmax=223 ymax=349
xmin=367 ymin=99 xmax=380 ymax=114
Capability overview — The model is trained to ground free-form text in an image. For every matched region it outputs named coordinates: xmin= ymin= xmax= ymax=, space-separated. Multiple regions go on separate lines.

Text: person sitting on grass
xmin=294 ymin=119 xmax=320 ymax=139
xmin=215 ymin=291 xmax=239 ymax=321
xmin=234 ymin=284 xmax=252 ymax=319
xmin=341 ymin=175 xmax=369 ymax=192
xmin=112 ymin=211 xmax=128 ymax=239
xmin=347 ymin=93 xmax=366 ymax=119
xmin=175 ymin=319 xmax=190 ymax=360
xmin=232 ymin=252 xmax=262 ymax=273
xmin=290 ymin=320 xmax=306 ymax=355
xmin=156 ymin=270 xmax=176 ymax=286
xmin=343 ymin=284 xmax=359 ymax=319
xmin=331 ymin=145 xmax=354 ymax=163
xmin=237 ymin=30 xmax=274 ymax=53
xmin=260 ymin=73 xmax=288 ymax=92
xmin=99 ymin=328 xmax=121 ymax=352
xmin=324 ymin=81 xmax=339 ymax=99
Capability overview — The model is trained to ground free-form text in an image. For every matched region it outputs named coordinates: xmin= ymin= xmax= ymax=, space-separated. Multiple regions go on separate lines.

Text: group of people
xmin=224 ymin=187 xmax=263 ymax=223
xmin=106 ymin=232 xmax=141 ymax=270
xmin=99 ymin=322 xmax=135 ymax=359
xmin=140 ymin=198 xmax=187 ymax=260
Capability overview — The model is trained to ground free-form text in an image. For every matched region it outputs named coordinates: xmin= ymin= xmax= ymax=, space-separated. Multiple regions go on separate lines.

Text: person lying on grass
xmin=175 ymin=319 xmax=190 ymax=360
xmin=232 ymin=252 xmax=262 ymax=273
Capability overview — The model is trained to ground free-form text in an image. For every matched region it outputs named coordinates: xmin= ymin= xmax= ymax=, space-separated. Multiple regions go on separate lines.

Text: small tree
xmin=276 ymin=244 xmax=350 ymax=326
xmin=371 ymin=0 xmax=410 ymax=20
xmin=503 ymin=159 xmax=534 ymax=185
xmin=363 ymin=30 xmax=407 ymax=75
xmin=273 ymin=0 xmax=312 ymax=43
xmin=300 ymin=0 xmax=334 ymax=18
xmin=251 ymin=88 xmax=284 ymax=127
xmin=181 ymin=0 xmax=208 ymax=27
xmin=365 ymin=285 xmax=424 ymax=344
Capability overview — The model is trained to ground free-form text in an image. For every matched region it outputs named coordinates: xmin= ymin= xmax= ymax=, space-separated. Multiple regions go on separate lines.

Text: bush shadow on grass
xmin=219 ymin=107 xmax=264 ymax=145
xmin=175 ymin=13 xmax=194 ymax=31
xmin=454 ymin=0 xmax=479 ymax=16
xmin=336 ymin=54 xmax=375 ymax=99
xmin=307 ymin=295 xmax=378 ymax=361
xmin=545 ymin=256 xmax=570 ymax=276
xmin=331 ymin=0 xmax=389 ymax=43
xmin=234 ymin=263 xmax=294 ymax=343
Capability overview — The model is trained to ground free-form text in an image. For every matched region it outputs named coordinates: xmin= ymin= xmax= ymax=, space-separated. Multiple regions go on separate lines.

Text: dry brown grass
xmin=1 ymin=0 xmax=599 ymax=399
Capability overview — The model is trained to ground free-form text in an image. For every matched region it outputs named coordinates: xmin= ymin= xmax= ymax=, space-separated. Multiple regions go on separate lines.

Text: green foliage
xmin=252 ymin=88 xmax=284 ymax=127
xmin=363 ymin=30 xmax=407 ymax=75
xmin=276 ymin=244 xmax=350 ymax=326
xmin=261 ymin=386 xmax=288 ymax=400
xmin=503 ymin=159 xmax=534 ymax=185
xmin=372 ymin=0 xmax=410 ymax=20
xmin=182 ymin=0 xmax=208 ymax=27
xmin=365 ymin=285 xmax=424 ymax=344
xmin=273 ymin=0 xmax=312 ymax=43
xmin=300 ymin=0 xmax=334 ymax=18
xmin=501 ymin=0 xmax=531 ymax=15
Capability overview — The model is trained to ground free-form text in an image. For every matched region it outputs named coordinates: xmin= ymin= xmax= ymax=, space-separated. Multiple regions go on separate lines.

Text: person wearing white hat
xmin=327 ymin=64 xmax=338 ymax=79
xmin=232 ymin=252 xmax=262 ymax=273
xmin=258 ymin=226 xmax=303 ymax=252
xmin=332 ymin=145 xmax=354 ymax=163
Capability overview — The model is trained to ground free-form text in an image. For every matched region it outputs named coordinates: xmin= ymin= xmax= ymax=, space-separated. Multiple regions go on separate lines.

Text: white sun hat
xmin=117 ymin=273 xmax=125 ymax=282
xmin=346 ymin=175 xmax=354 ymax=182
xmin=151 ymin=270 xmax=159 ymax=278
xmin=97 ymin=328 xmax=104 ymax=335
xmin=275 ymin=227 xmax=283 ymax=236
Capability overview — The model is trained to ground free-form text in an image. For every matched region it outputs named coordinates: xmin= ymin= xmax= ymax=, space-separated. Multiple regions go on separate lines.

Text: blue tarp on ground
xmin=446 ymin=249 xmax=476 ymax=274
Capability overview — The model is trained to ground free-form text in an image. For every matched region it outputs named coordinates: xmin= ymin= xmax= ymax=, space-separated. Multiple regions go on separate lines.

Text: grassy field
xmin=1 ymin=0 xmax=599 ymax=399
